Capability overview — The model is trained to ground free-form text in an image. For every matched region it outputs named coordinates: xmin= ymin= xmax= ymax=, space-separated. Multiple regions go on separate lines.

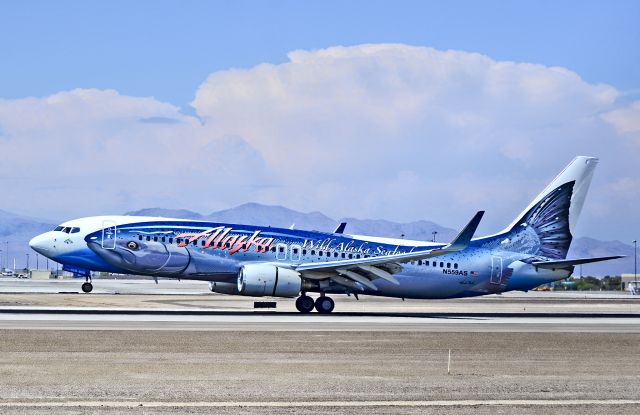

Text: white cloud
xmin=1 ymin=44 xmax=638 ymax=240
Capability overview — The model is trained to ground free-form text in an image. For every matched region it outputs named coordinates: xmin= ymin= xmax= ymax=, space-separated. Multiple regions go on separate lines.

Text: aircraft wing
xmin=531 ymin=255 xmax=624 ymax=270
xmin=293 ymin=211 xmax=484 ymax=290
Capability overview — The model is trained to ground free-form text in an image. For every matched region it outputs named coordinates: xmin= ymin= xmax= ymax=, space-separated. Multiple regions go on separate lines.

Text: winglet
xmin=333 ymin=222 xmax=347 ymax=234
xmin=443 ymin=211 xmax=484 ymax=252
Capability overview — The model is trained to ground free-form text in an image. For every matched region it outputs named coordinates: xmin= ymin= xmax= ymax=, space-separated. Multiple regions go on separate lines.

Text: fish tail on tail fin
xmin=500 ymin=156 xmax=599 ymax=259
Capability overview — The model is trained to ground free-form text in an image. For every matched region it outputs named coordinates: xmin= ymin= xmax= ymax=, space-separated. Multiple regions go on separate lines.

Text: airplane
xmin=29 ymin=156 xmax=623 ymax=313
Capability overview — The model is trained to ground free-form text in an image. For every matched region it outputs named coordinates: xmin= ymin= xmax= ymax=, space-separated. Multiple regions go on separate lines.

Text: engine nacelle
xmin=237 ymin=263 xmax=301 ymax=297
xmin=208 ymin=281 xmax=239 ymax=295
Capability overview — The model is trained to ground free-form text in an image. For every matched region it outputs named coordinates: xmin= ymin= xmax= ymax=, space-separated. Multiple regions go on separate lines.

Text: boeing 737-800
xmin=29 ymin=156 xmax=622 ymax=313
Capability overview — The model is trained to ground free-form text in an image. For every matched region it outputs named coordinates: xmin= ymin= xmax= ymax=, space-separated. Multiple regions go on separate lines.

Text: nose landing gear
xmin=81 ymin=277 xmax=93 ymax=293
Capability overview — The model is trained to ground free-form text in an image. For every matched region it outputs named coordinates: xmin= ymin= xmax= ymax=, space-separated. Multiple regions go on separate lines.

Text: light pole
xmin=633 ymin=240 xmax=637 ymax=286
xmin=432 ymin=231 xmax=438 ymax=242
xmin=26 ymin=253 xmax=29 ymax=270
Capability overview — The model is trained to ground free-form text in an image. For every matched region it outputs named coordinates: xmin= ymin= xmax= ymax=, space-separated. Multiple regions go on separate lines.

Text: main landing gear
xmin=295 ymin=294 xmax=335 ymax=314
xmin=81 ymin=276 xmax=93 ymax=293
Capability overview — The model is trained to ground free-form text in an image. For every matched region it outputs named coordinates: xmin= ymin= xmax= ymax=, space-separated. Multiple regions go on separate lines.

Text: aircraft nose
xmin=29 ymin=233 xmax=53 ymax=255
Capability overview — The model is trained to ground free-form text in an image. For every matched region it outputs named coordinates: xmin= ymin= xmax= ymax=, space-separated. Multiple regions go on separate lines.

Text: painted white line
xmin=0 ymin=400 xmax=638 ymax=407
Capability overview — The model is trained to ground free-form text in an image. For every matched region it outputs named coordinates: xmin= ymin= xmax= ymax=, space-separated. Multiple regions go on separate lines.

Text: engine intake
xmin=237 ymin=264 xmax=301 ymax=297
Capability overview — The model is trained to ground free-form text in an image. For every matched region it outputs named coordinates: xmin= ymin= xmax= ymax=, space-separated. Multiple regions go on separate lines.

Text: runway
xmin=0 ymin=310 xmax=639 ymax=332
xmin=1 ymin=279 xmax=639 ymax=414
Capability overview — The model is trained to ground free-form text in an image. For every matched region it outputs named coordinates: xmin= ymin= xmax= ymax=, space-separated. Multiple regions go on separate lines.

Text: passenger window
xmin=271 ymin=247 xmax=276 ymax=252
xmin=447 ymin=263 xmax=451 ymax=268
xmin=279 ymin=247 xmax=284 ymax=253
xmin=138 ymin=235 xmax=142 ymax=241
xmin=454 ymin=263 xmax=458 ymax=269
xmin=349 ymin=253 xmax=353 ymax=259
xmin=162 ymin=237 xmax=166 ymax=243
xmin=303 ymin=249 xmax=307 ymax=255
xmin=293 ymin=248 xmax=298 ymax=254
xmin=440 ymin=262 xmax=444 ymax=267
xmin=146 ymin=236 xmax=150 ymax=241
xmin=177 ymin=238 xmax=182 ymax=244
xmin=154 ymin=237 xmax=158 ymax=242
xmin=201 ymin=240 xmax=206 ymax=246
xmin=356 ymin=254 xmax=361 ymax=259
xmin=169 ymin=238 xmax=173 ymax=244
xmin=192 ymin=240 xmax=197 ymax=246
xmin=334 ymin=252 xmax=338 ymax=257
xmin=311 ymin=250 xmax=316 ymax=255
xmin=432 ymin=261 xmax=436 ymax=267
xmin=319 ymin=251 xmax=323 ymax=256
xmin=418 ymin=260 xmax=422 ymax=265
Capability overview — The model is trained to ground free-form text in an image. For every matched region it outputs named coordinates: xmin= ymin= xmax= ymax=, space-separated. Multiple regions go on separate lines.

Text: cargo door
xmin=490 ymin=256 xmax=502 ymax=284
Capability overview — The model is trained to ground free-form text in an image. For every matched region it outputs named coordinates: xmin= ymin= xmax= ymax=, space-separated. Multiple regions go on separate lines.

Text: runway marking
xmin=0 ymin=313 xmax=639 ymax=332
xmin=0 ymin=400 xmax=639 ymax=407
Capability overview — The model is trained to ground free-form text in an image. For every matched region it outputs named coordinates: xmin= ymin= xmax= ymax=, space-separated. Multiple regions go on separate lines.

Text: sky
xmin=0 ymin=0 xmax=639 ymax=241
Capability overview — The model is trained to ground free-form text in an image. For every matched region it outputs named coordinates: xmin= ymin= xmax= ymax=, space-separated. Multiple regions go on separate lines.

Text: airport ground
xmin=0 ymin=279 xmax=639 ymax=414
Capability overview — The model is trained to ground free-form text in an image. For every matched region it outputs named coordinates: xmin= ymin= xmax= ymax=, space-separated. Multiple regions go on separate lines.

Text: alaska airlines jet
xmin=29 ymin=156 xmax=621 ymax=313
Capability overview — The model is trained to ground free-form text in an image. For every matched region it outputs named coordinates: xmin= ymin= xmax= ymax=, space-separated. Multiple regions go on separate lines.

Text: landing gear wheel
xmin=296 ymin=295 xmax=315 ymax=313
xmin=315 ymin=296 xmax=335 ymax=314
xmin=81 ymin=282 xmax=93 ymax=293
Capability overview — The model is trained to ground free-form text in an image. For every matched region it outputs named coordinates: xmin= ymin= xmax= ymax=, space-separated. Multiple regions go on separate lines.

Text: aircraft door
xmin=101 ymin=220 xmax=117 ymax=250
xmin=490 ymin=256 xmax=502 ymax=284
xmin=275 ymin=243 xmax=287 ymax=261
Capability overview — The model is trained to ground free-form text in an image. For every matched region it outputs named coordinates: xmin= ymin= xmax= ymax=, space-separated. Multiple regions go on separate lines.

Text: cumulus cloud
xmin=1 ymin=44 xmax=638 ymax=240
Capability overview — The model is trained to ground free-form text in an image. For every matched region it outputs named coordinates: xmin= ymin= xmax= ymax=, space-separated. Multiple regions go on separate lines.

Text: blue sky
xmin=2 ymin=0 xmax=638 ymax=109
xmin=0 ymin=1 xmax=639 ymax=242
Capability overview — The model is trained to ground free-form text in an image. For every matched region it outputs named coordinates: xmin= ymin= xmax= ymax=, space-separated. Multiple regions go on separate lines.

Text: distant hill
xmin=567 ymin=237 xmax=634 ymax=277
xmin=2 ymin=203 xmax=633 ymax=276
xmin=0 ymin=209 xmax=56 ymax=269
xmin=123 ymin=208 xmax=204 ymax=220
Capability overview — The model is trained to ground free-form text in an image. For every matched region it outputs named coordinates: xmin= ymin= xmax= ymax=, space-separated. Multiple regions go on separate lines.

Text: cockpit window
xmin=54 ymin=226 xmax=64 ymax=231
xmin=61 ymin=227 xmax=71 ymax=233
xmin=70 ymin=227 xmax=80 ymax=233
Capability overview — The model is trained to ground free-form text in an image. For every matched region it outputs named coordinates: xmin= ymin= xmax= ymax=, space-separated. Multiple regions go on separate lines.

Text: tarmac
xmin=0 ymin=278 xmax=639 ymax=414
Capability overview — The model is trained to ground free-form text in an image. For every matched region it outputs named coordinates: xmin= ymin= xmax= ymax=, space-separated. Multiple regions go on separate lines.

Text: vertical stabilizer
xmin=500 ymin=156 xmax=598 ymax=259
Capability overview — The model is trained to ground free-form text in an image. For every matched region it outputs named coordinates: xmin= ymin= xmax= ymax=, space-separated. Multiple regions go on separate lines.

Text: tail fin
xmin=500 ymin=156 xmax=598 ymax=259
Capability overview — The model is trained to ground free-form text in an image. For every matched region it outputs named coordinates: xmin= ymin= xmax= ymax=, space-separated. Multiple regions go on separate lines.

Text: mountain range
xmin=0 ymin=203 xmax=633 ymax=276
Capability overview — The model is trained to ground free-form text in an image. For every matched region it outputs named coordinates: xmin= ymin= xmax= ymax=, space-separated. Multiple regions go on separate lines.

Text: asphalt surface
xmin=0 ymin=278 xmax=639 ymax=414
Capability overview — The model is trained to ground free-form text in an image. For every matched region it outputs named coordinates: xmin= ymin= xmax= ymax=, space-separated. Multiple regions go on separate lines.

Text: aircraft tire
xmin=295 ymin=295 xmax=315 ymax=313
xmin=314 ymin=296 xmax=335 ymax=314
xmin=81 ymin=282 xmax=93 ymax=293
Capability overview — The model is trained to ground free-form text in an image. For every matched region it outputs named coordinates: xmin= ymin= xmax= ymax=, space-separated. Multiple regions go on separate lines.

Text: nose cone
xmin=29 ymin=233 xmax=53 ymax=256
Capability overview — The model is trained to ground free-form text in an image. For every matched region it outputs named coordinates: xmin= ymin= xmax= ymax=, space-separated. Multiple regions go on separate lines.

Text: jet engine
xmin=237 ymin=263 xmax=301 ymax=297
xmin=208 ymin=281 xmax=239 ymax=295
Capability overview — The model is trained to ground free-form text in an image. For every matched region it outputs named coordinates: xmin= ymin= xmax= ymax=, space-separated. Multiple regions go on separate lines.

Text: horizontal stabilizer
xmin=532 ymin=255 xmax=624 ymax=270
